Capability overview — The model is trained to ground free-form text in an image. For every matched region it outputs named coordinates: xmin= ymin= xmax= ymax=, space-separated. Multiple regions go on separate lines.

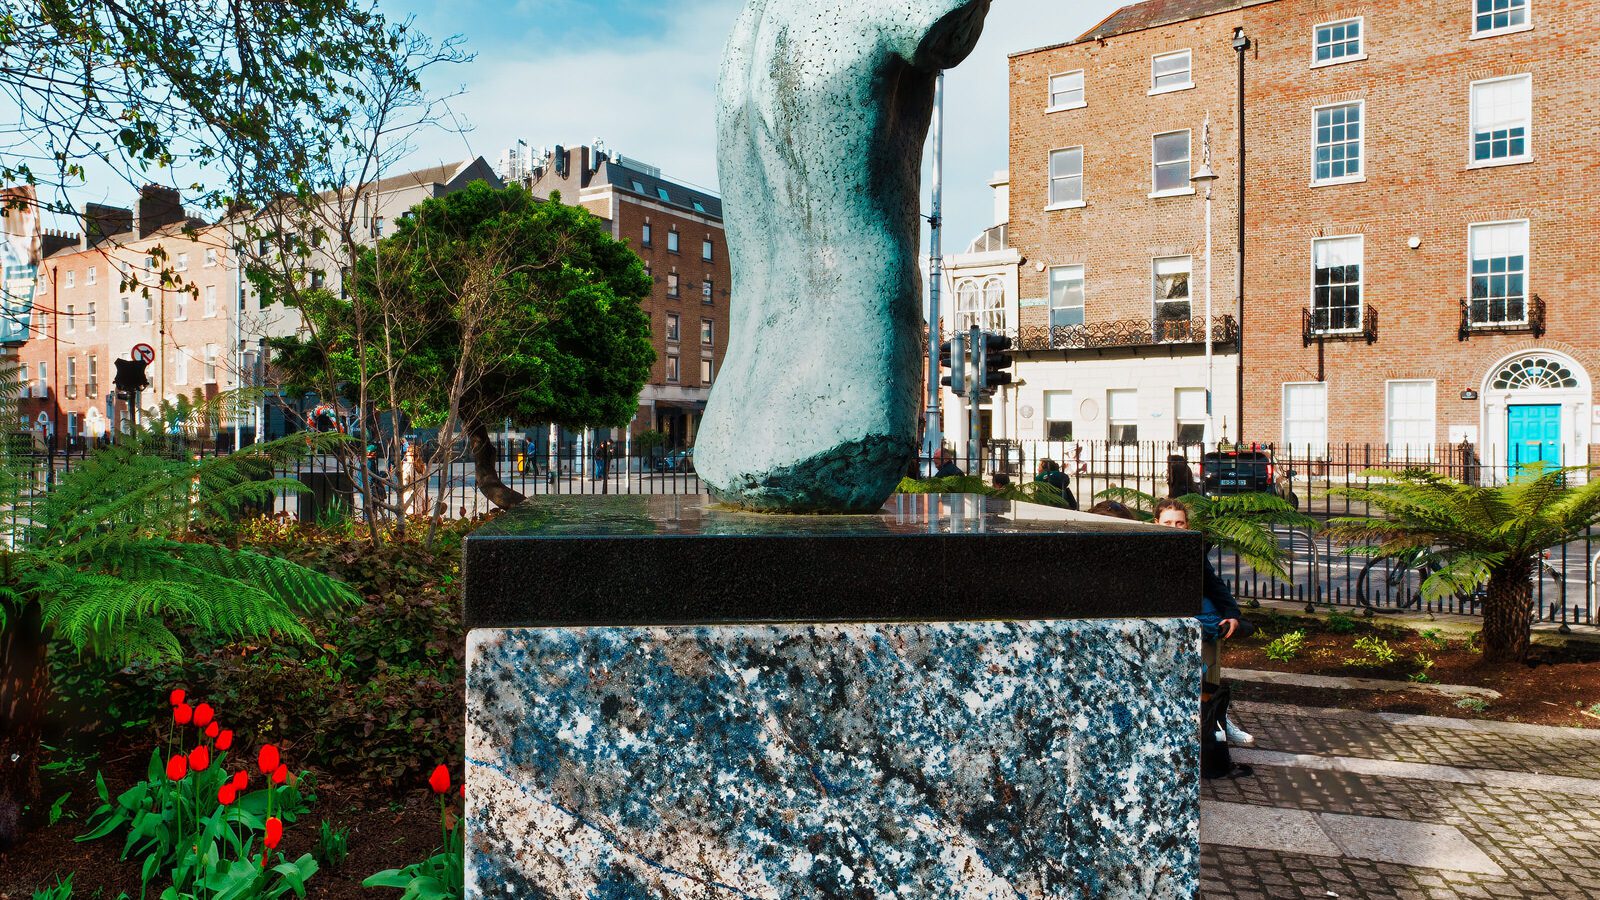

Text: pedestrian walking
xmin=593 ymin=438 xmax=614 ymax=481
xmin=1166 ymin=454 xmax=1199 ymax=499
xmin=1034 ymin=459 xmax=1079 ymax=510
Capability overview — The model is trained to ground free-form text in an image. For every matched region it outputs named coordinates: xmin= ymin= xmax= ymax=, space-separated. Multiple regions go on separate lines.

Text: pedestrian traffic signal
xmin=980 ymin=333 xmax=1014 ymax=391
xmin=938 ymin=332 xmax=966 ymax=397
xmin=113 ymin=357 xmax=149 ymax=396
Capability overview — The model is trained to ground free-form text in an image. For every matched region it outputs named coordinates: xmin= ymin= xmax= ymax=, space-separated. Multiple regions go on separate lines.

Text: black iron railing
xmin=1012 ymin=315 xmax=1238 ymax=352
xmin=1459 ymin=293 xmax=1545 ymax=341
xmin=1303 ymin=304 xmax=1379 ymax=347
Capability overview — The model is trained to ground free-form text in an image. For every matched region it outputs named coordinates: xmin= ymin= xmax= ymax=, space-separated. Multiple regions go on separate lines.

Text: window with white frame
xmin=1314 ymin=18 xmax=1364 ymax=65
xmin=204 ymin=285 xmax=217 ymax=317
xmin=1282 ymin=382 xmax=1329 ymax=449
xmin=1108 ymin=390 xmax=1139 ymax=444
xmin=65 ymin=270 xmax=75 ymax=289
xmin=980 ymin=278 xmax=1006 ymax=332
xmin=702 ymin=277 xmax=713 ymax=301
xmin=142 ymin=295 xmax=153 ymax=324
xmin=667 ymin=231 xmax=680 ymax=253
xmin=175 ymin=350 xmax=188 ymax=385
xmin=667 ymin=272 xmax=679 ymax=298
xmin=955 ymin=280 xmax=981 ymax=332
xmin=66 ymin=356 xmax=76 ymax=389
xmin=701 ymin=318 xmax=714 ymax=347
xmin=1473 ymin=0 xmax=1528 ymax=36
xmin=65 ymin=305 xmax=75 ymax=333
xmin=203 ymin=249 xmax=216 ymax=267
xmin=1470 ymin=75 xmax=1531 ymax=165
xmin=204 ymin=344 xmax=219 ymax=383
xmin=1311 ymin=235 xmax=1364 ymax=331
xmin=665 ymin=354 xmax=679 ymax=383
xmin=1313 ymin=101 xmax=1364 ymax=183
xmin=666 ymin=312 xmax=680 ymax=342
xmin=119 ymin=296 xmax=130 ymax=324
xmin=1048 ymin=71 xmax=1085 ymax=109
xmin=86 ymin=266 xmax=96 ymax=285
xmin=702 ymin=239 xmax=714 ymax=262
xmin=1468 ymin=221 xmax=1529 ymax=325
xmin=1175 ymin=388 xmax=1208 ymax=444
xmin=956 ymin=276 xmax=1006 ymax=333
xmin=642 ymin=222 xmax=652 ymax=247
xmin=700 ymin=358 xmax=713 ymax=385
xmin=1044 ymin=391 xmax=1074 ymax=440
xmin=1151 ymin=50 xmax=1192 ymax=92
xmin=175 ymin=253 xmax=188 ymax=272
xmin=1386 ymin=380 xmax=1436 ymax=459
xmin=1152 ymin=256 xmax=1192 ymax=325
xmin=1048 ymin=147 xmax=1083 ymax=207
xmin=175 ymin=290 xmax=188 ymax=320
xmin=87 ymin=302 xmax=96 ymax=327
xmin=1048 ymin=266 xmax=1085 ymax=328
xmin=87 ymin=355 xmax=96 ymax=388
xmin=1152 ymin=131 xmax=1191 ymax=195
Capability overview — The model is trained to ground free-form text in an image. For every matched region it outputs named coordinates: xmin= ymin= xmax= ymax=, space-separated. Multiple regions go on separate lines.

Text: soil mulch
xmin=1230 ymin=611 xmax=1600 ymax=729
xmin=0 ymin=736 xmax=445 ymax=900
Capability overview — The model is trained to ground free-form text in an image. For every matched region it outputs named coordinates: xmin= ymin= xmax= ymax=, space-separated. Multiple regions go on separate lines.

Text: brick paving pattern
xmin=1201 ymin=705 xmax=1600 ymax=899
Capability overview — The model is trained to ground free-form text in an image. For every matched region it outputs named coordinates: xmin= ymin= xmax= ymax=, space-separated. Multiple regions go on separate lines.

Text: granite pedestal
xmin=464 ymin=494 xmax=1203 ymax=898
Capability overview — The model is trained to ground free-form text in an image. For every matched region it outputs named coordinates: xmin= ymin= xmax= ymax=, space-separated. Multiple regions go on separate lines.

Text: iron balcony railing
xmin=1009 ymin=314 xmax=1238 ymax=352
xmin=1303 ymin=304 xmax=1379 ymax=347
xmin=1459 ymin=293 xmax=1545 ymax=341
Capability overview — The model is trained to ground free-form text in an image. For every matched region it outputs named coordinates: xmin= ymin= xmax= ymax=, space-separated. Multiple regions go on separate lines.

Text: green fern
xmin=0 ymin=375 xmax=359 ymax=704
xmin=1094 ymin=487 xmax=1317 ymax=581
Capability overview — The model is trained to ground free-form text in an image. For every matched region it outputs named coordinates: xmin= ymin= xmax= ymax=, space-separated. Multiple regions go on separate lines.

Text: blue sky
xmin=388 ymin=0 xmax=1124 ymax=248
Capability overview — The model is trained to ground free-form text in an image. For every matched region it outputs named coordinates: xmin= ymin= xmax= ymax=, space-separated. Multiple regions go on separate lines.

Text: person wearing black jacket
xmin=1034 ymin=458 xmax=1079 ymax=510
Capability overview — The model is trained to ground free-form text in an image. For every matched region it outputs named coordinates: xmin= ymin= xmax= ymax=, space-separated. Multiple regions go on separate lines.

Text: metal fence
xmin=12 ymin=438 xmax=1598 ymax=627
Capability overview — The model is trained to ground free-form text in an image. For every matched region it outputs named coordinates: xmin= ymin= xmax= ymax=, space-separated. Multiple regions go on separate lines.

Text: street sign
xmin=132 ymin=343 xmax=155 ymax=364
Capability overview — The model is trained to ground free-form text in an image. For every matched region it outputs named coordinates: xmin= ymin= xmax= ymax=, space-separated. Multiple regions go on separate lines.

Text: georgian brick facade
xmin=1010 ymin=0 xmax=1599 ymax=468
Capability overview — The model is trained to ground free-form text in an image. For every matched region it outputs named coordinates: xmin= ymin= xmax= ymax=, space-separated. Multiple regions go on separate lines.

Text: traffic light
xmin=113 ymin=358 xmax=149 ymax=396
xmin=938 ymin=332 xmax=966 ymax=397
xmin=978 ymin=332 xmax=1014 ymax=392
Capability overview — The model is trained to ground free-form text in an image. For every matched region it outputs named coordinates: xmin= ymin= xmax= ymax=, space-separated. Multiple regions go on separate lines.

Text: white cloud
xmin=403 ymin=0 xmax=1117 ymax=243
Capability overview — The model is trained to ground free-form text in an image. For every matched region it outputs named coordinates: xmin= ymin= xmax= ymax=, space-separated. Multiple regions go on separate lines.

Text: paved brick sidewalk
xmin=1201 ymin=702 xmax=1600 ymax=900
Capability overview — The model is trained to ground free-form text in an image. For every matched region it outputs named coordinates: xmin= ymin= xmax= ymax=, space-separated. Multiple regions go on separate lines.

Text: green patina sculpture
xmin=696 ymin=0 xmax=992 ymax=514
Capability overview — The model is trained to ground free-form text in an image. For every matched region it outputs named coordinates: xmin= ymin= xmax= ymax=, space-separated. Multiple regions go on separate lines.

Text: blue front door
xmin=1507 ymin=404 xmax=1562 ymax=473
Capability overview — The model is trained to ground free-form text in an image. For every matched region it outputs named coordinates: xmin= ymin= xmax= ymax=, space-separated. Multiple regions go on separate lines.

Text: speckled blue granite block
xmin=465 ymin=618 xmax=1201 ymax=898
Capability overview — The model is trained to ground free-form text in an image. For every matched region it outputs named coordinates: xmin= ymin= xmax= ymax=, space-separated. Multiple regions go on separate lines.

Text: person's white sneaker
xmin=1225 ymin=718 xmax=1255 ymax=746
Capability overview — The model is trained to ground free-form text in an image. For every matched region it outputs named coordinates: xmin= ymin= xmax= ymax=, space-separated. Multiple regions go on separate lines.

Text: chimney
xmin=136 ymin=184 xmax=185 ymax=238
xmin=41 ymin=228 xmax=78 ymax=257
xmin=83 ymin=202 xmax=132 ymax=248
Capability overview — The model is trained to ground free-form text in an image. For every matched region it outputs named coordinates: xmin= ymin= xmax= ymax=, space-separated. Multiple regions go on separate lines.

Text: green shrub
xmin=1344 ymin=635 xmax=1399 ymax=668
xmin=1408 ymin=652 xmax=1436 ymax=683
xmin=314 ymin=820 xmax=350 ymax=870
xmin=31 ymin=874 xmax=74 ymax=900
xmin=76 ymin=519 xmax=472 ymax=792
xmin=1264 ymin=630 xmax=1306 ymax=662
xmin=1419 ymin=629 xmax=1448 ymax=650
xmin=1326 ymin=612 xmax=1358 ymax=634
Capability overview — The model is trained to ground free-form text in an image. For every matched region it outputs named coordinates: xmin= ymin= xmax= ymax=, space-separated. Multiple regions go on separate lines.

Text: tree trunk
xmin=1480 ymin=559 xmax=1535 ymax=664
xmin=0 ymin=603 xmax=50 ymax=850
xmin=468 ymin=419 xmax=525 ymax=510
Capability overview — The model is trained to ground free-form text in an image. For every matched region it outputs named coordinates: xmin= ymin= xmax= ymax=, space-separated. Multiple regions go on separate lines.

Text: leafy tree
xmin=0 ymin=391 xmax=359 ymax=847
xmin=274 ymin=183 xmax=655 ymax=509
xmin=896 ymin=475 xmax=1074 ymax=509
xmin=1096 ymin=488 xmax=1317 ymax=582
xmin=1327 ymin=467 xmax=1600 ymax=663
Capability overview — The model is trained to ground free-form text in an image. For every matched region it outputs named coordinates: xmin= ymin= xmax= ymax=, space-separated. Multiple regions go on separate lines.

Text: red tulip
xmin=174 ymin=703 xmax=193 ymax=726
xmin=271 ymin=764 xmax=287 ymax=785
xmin=258 ymin=744 xmax=279 ymax=774
xmin=204 ymin=721 xmax=220 ymax=739
xmin=428 ymin=765 xmax=450 ymax=795
xmin=169 ymin=688 xmax=186 ymax=707
xmin=165 ymin=755 xmax=188 ymax=781
xmin=264 ymin=816 xmax=283 ymax=850
xmin=218 ymin=784 xmax=237 ymax=806
xmin=232 ymin=770 xmax=248 ymax=791
xmin=216 ymin=729 xmax=234 ymax=751
xmin=188 ymin=745 xmax=211 ymax=772
xmin=193 ymin=703 xmax=214 ymax=728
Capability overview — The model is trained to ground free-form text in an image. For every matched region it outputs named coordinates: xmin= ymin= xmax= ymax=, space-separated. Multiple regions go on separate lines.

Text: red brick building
xmin=505 ymin=143 xmax=730 ymax=450
xmin=1011 ymin=0 xmax=1599 ymax=470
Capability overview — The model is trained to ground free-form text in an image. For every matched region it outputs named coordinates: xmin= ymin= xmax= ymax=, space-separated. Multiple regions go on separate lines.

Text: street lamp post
xmin=1233 ymin=26 xmax=1251 ymax=443
xmin=1192 ymin=116 xmax=1220 ymax=446
xmin=924 ymin=72 xmax=946 ymax=467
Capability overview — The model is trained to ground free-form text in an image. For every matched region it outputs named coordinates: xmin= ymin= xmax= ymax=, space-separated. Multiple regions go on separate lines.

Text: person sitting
xmin=1154 ymin=498 xmax=1256 ymax=766
xmin=933 ymin=448 xmax=964 ymax=479
xmin=991 ymin=472 xmax=1011 ymax=489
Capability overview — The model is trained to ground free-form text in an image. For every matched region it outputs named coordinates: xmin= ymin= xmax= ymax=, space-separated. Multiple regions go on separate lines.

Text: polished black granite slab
xmin=465 ymin=494 xmax=1200 ymax=627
